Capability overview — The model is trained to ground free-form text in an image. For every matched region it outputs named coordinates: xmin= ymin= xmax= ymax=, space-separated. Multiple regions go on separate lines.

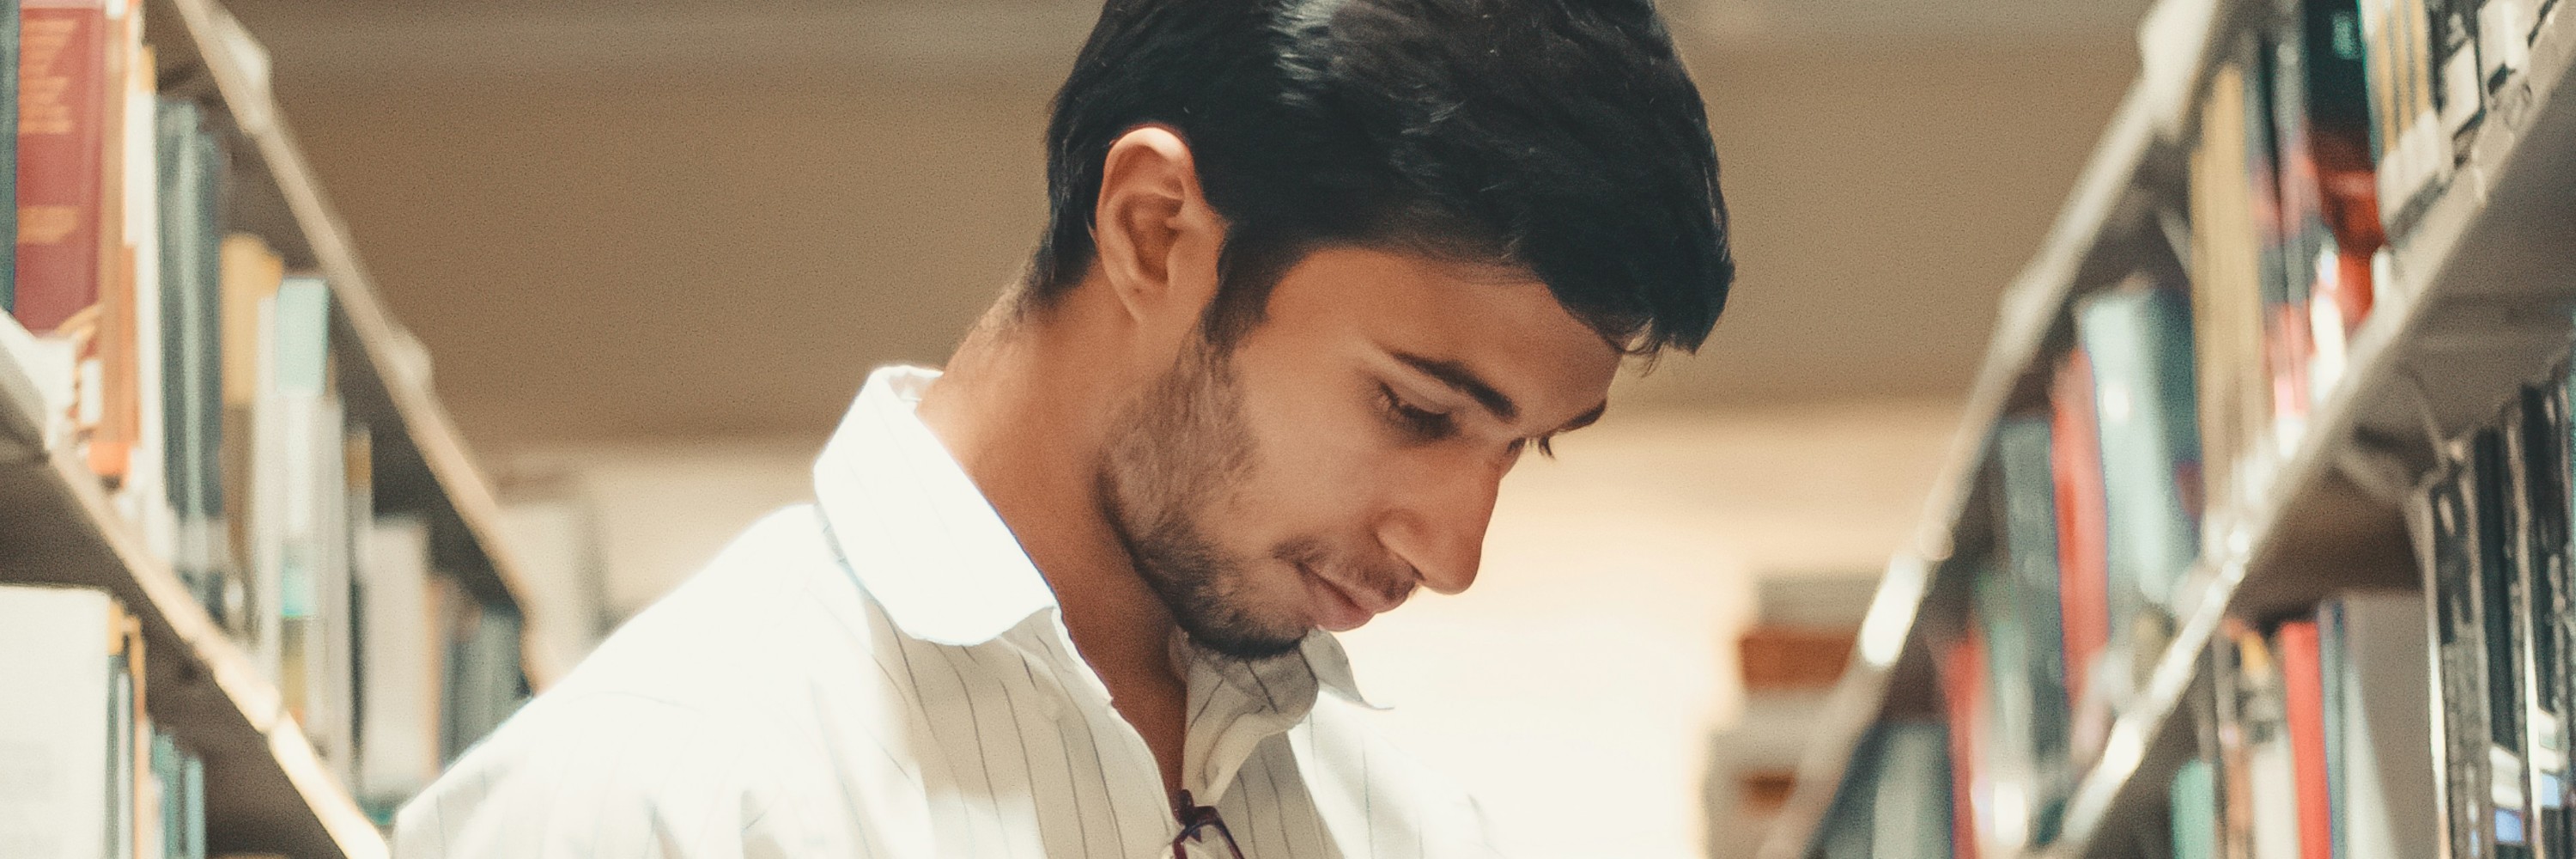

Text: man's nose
xmin=1377 ymin=462 xmax=1505 ymax=595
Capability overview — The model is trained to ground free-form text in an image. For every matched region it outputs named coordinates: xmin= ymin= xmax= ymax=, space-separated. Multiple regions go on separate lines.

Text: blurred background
xmin=218 ymin=0 xmax=2153 ymax=855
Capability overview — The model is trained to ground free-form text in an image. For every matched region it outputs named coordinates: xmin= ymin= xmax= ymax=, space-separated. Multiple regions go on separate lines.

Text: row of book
xmin=1931 ymin=280 xmax=2202 ymax=859
xmin=0 ymin=0 xmax=527 ymax=826
xmin=1920 ymin=0 xmax=2568 ymax=854
xmin=2189 ymin=0 xmax=2561 ymax=525
xmin=2411 ymin=371 xmax=2576 ymax=859
xmin=2156 ymin=362 xmax=2576 ymax=859
xmin=2166 ymin=592 xmax=2434 ymax=859
xmin=0 ymin=584 xmax=210 ymax=859
xmin=1816 ymin=0 xmax=2567 ymax=855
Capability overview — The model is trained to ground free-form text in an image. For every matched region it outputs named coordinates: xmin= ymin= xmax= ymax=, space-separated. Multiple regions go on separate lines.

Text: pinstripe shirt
xmin=392 ymin=366 xmax=1507 ymax=858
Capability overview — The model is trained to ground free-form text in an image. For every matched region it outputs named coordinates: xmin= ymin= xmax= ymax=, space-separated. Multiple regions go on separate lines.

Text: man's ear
xmin=1091 ymin=125 xmax=1225 ymax=332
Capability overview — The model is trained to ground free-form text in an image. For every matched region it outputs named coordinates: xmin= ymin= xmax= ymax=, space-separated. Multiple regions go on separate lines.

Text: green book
xmin=0 ymin=0 xmax=18 ymax=313
xmin=1995 ymin=417 xmax=2072 ymax=779
xmin=2172 ymin=758 xmax=2220 ymax=859
xmin=2076 ymin=281 xmax=2201 ymax=657
xmin=156 ymin=97 xmax=229 ymax=620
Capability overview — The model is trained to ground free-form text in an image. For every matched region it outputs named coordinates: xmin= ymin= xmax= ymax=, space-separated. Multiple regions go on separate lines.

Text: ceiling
xmin=216 ymin=0 xmax=2152 ymax=448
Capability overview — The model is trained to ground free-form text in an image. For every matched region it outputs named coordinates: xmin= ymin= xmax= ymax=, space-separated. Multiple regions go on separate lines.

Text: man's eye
xmin=1379 ymin=385 xmax=1454 ymax=441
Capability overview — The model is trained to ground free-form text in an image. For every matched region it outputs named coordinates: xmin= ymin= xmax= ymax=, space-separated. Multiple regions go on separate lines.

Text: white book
xmin=0 ymin=585 xmax=120 ymax=859
xmin=357 ymin=515 xmax=444 ymax=807
xmin=1872 ymin=722 xmax=1952 ymax=859
xmin=2251 ymin=732 xmax=2304 ymax=859
xmin=251 ymin=293 xmax=282 ymax=683
xmin=251 ymin=279 xmax=333 ymax=714
xmin=2324 ymin=591 xmax=2438 ymax=859
xmin=300 ymin=399 xmax=352 ymax=780
xmin=120 ymin=25 xmax=173 ymax=564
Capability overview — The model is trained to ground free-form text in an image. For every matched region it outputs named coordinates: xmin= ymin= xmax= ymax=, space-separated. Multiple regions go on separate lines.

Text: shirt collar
xmin=812 ymin=365 xmax=1055 ymax=646
xmin=811 ymin=365 xmax=1376 ymax=706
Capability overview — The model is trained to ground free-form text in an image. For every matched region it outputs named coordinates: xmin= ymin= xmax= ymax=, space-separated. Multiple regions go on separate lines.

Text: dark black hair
xmin=1028 ymin=0 xmax=1733 ymax=354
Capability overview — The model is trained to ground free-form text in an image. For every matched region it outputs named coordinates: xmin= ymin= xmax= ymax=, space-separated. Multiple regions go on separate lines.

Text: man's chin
xmin=1176 ymin=614 xmax=1311 ymax=661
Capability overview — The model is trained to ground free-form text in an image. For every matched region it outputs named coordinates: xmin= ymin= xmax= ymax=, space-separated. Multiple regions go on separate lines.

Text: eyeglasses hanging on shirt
xmin=1172 ymin=790 xmax=1249 ymax=859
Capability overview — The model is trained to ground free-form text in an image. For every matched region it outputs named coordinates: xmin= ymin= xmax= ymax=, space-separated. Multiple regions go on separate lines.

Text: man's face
xmin=1099 ymin=247 xmax=1623 ymax=659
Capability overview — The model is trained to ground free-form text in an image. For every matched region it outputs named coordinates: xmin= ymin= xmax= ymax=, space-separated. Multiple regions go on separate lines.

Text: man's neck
xmin=915 ymin=305 xmax=1193 ymax=792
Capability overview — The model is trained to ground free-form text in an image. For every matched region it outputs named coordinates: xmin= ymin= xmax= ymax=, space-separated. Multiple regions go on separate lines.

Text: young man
xmin=395 ymin=0 xmax=1731 ymax=856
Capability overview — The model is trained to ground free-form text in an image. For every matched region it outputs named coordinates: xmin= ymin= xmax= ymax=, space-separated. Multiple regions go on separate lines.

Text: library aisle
xmin=1766 ymin=0 xmax=2576 ymax=858
xmin=19 ymin=0 xmax=2561 ymax=857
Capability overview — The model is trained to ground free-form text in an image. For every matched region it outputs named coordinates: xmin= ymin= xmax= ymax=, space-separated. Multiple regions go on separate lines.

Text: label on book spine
xmin=12 ymin=2 xmax=108 ymax=333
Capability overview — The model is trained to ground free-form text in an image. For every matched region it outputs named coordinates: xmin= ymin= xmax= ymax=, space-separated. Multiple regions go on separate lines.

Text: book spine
xmin=2429 ymin=458 xmax=2495 ymax=859
xmin=2052 ymin=349 xmax=2115 ymax=754
xmin=2190 ymin=60 xmax=2275 ymax=524
xmin=85 ymin=2 xmax=137 ymax=489
xmin=11 ymin=0 xmax=106 ymax=334
xmin=2478 ymin=429 xmax=2538 ymax=858
xmin=1996 ymin=417 xmax=2074 ymax=833
xmin=156 ymin=99 xmax=229 ymax=616
xmin=2209 ymin=622 xmax=2257 ymax=859
xmin=2076 ymin=283 xmax=2199 ymax=685
xmin=2278 ymin=620 xmax=2333 ymax=859
xmin=2293 ymin=0 xmax=2386 ymax=394
xmin=2514 ymin=386 xmax=2575 ymax=858
xmin=1941 ymin=636 xmax=1988 ymax=859
xmin=2174 ymin=757 xmax=2221 ymax=859
xmin=217 ymin=233 xmax=281 ymax=635
xmin=2318 ymin=602 xmax=2351 ymax=859
xmin=0 ymin=0 xmax=20 ymax=314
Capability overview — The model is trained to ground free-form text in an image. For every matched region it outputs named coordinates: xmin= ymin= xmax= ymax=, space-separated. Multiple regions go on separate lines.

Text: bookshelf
xmin=0 ymin=0 xmax=548 ymax=856
xmin=1759 ymin=0 xmax=2576 ymax=856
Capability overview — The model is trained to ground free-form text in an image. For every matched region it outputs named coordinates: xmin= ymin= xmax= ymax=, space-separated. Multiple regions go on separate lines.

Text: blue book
xmin=2076 ymin=282 xmax=2202 ymax=621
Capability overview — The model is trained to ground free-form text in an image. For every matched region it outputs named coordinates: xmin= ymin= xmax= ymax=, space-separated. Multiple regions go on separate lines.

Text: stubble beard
xmin=1096 ymin=339 xmax=1310 ymax=661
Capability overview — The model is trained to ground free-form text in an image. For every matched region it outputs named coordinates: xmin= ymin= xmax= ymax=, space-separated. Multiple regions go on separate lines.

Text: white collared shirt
xmin=393 ymin=366 xmax=1507 ymax=858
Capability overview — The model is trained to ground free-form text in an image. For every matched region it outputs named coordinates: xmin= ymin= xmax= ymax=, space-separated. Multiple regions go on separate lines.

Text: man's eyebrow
xmin=1391 ymin=351 xmax=1518 ymax=422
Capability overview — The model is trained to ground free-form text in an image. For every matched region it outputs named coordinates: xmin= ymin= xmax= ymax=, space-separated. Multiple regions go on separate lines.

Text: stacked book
xmin=0 ymin=584 xmax=210 ymax=859
xmin=0 ymin=0 xmax=532 ymax=842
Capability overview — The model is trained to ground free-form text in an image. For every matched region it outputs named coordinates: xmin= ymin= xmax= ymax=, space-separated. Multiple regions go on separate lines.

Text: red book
xmin=2268 ymin=304 xmax=2315 ymax=423
xmin=1941 ymin=636 xmax=1989 ymax=859
xmin=12 ymin=0 xmax=108 ymax=334
xmin=2050 ymin=350 xmax=2111 ymax=716
xmin=2275 ymin=619 xmax=2331 ymax=859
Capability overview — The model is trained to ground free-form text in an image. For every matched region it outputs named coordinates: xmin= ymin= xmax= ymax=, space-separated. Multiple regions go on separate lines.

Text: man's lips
xmin=1299 ymin=564 xmax=1406 ymax=632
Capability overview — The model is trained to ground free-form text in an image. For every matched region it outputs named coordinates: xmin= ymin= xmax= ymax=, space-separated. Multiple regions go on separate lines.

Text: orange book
xmin=1941 ymin=635 xmax=1988 ymax=859
xmin=2276 ymin=619 xmax=2331 ymax=859
xmin=2050 ymin=350 xmax=2111 ymax=721
xmin=12 ymin=0 xmax=109 ymax=333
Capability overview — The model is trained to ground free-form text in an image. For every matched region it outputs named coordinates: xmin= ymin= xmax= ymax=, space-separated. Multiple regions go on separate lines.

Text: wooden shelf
xmin=0 ymin=1 xmax=562 ymax=856
xmin=0 ymin=404 xmax=386 ymax=858
xmin=1759 ymin=0 xmax=2576 ymax=856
